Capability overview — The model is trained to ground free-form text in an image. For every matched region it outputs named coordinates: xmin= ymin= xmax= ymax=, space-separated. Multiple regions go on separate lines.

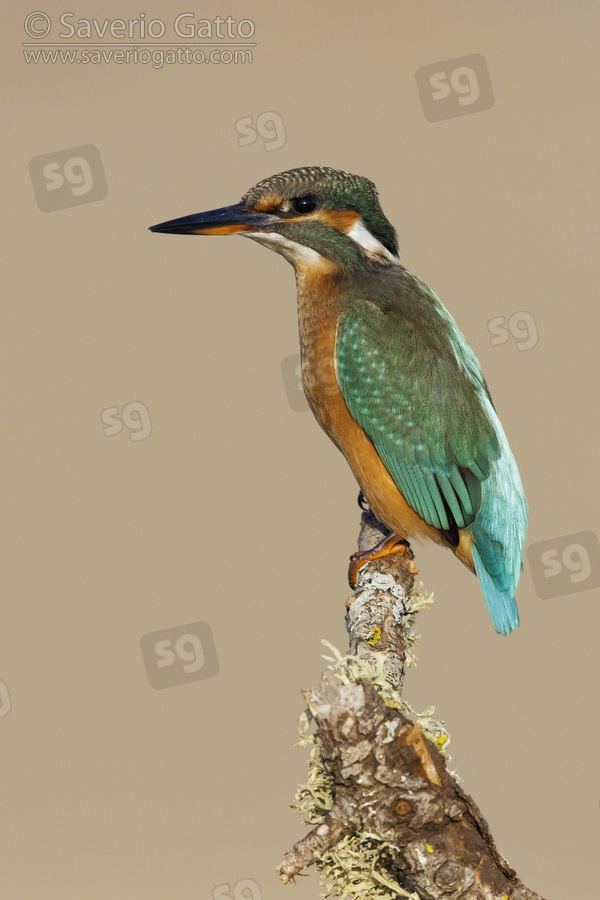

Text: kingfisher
xmin=150 ymin=166 xmax=528 ymax=635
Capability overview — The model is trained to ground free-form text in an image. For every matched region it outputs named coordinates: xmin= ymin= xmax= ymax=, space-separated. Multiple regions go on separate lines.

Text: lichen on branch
xmin=276 ymin=506 xmax=546 ymax=900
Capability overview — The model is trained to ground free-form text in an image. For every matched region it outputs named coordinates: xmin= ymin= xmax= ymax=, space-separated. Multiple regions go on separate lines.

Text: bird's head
xmin=150 ymin=166 xmax=399 ymax=273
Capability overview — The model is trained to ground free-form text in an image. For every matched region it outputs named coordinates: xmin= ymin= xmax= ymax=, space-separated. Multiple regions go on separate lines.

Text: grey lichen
xmin=317 ymin=832 xmax=420 ymax=900
xmin=291 ymin=736 xmax=418 ymax=899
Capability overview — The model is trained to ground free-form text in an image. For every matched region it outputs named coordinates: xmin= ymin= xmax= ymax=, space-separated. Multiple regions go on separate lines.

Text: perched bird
xmin=150 ymin=166 xmax=528 ymax=635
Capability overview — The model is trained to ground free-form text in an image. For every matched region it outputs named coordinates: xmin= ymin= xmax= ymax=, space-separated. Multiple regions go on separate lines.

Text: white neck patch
xmin=243 ymin=230 xmax=325 ymax=267
xmin=345 ymin=218 xmax=398 ymax=263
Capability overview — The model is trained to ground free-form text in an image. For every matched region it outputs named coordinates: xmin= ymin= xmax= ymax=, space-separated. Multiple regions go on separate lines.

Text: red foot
xmin=348 ymin=533 xmax=413 ymax=588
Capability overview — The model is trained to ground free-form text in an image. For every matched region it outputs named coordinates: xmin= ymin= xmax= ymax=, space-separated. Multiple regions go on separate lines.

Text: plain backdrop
xmin=3 ymin=2 xmax=599 ymax=898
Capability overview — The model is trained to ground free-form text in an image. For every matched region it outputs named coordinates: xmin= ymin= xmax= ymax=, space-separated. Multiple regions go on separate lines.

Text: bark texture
xmin=277 ymin=507 xmax=545 ymax=900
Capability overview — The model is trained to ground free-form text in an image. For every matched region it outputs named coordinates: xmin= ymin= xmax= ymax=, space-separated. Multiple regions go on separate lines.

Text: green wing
xmin=335 ymin=281 xmax=500 ymax=534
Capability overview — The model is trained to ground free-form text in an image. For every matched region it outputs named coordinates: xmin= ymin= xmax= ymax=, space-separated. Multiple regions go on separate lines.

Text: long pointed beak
xmin=149 ymin=201 xmax=280 ymax=236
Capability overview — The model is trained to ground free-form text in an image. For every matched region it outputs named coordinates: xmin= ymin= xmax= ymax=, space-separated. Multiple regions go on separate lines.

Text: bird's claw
xmin=357 ymin=490 xmax=370 ymax=512
xmin=348 ymin=533 xmax=413 ymax=588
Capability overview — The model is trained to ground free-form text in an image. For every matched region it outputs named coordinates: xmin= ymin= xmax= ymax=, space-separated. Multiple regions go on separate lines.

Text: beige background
xmin=4 ymin=2 xmax=600 ymax=897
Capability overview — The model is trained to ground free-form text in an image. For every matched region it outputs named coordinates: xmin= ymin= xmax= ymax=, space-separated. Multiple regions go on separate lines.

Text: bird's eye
xmin=291 ymin=194 xmax=318 ymax=215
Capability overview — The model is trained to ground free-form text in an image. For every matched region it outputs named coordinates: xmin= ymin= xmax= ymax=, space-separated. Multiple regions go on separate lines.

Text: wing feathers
xmin=333 ymin=270 xmax=527 ymax=634
xmin=337 ymin=299 xmax=496 ymax=538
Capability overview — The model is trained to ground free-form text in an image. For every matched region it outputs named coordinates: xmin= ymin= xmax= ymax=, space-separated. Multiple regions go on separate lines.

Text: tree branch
xmin=277 ymin=506 xmax=545 ymax=900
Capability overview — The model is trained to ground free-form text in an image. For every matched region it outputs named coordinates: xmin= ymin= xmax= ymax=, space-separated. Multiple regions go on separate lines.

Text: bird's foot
xmin=357 ymin=490 xmax=370 ymax=512
xmin=348 ymin=533 xmax=414 ymax=589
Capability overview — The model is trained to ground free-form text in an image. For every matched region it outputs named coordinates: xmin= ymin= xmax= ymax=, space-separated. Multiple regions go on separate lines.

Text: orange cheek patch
xmin=313 ymin=209 xmax=361 ymax=231
xmin=286 ymin=209 xmax=361 ymax=231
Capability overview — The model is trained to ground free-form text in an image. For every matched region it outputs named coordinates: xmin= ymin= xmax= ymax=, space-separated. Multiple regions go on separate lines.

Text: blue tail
xmin=471 ymin=400 xmax=528 ymax=636
xmin=472 ymin=543 xmax=520 ymax=635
